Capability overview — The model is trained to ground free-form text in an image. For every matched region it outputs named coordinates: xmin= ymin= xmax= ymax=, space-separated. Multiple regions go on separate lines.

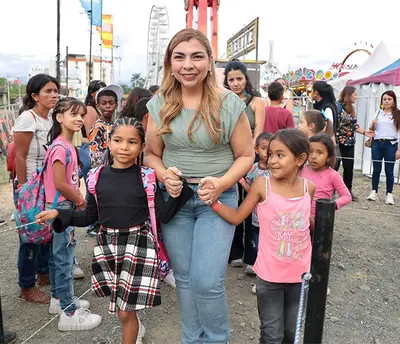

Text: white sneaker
xmin=136 ymin=318 xmax=146 ymax=344
xmin=49 ymin=297 xmax=90 ymax=314
xmin=58 ymin=308 xmax=102 ymax=331
xmin=367 ymin=190 xmax=377 ymax=201
xmin=385 ymin=193 xmax=394 ymax=205
xmin=251 ymin=284 xmax=257 ymax=295
xmin=73 ymin=266 xmax=85 ymax=279
xmin=245 ymin=265 xmax=256 ymax=275
xmin=231 ymin=258 xmax=244 ymax=268
xmin=163 ymin=270 xmax=176 ymax=289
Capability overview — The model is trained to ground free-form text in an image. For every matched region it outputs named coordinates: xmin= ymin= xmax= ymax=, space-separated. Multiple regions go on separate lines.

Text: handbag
xmin=364 ymin=110 xmax=380 ymax=148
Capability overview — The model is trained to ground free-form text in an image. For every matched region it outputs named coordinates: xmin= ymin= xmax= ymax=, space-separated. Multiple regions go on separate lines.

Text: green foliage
xmin=0 ymin=77 xmax=26 ymax=100
xmin=120 ymin=84 xmax=132 ymax=95
xmin=130 ymin=73 xmax=145 ymax=88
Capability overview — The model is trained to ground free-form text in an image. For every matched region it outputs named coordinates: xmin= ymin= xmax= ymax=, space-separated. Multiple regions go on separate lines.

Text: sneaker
xmin=163 ymin=270 xmax=176 ymax=289
xmin=73 ymin=263 xmax=85 ymax=280
xmin=136 ymin=318 xmax=146 ymax=344
xmin=245 ymin=265 xmax=256 ymax=275
xmin=367 ymin=190 xmax=377 ymax=201
xmin=251 ymin=284 xmax=257 ymax=295
xmin=4 ymin=328 xmax=17 ymax=344
xmin=230 ymin=258 xmax=244 ymax=268
xmin=49 ymin=297 xmax=91 ymax=314
xmin=385 ymin=193 xmax=394 ymax=205
xmin=20 ymin=287 xmax=51 ymax=304
xmin=58 ymin=309 xmax=102 ymax=331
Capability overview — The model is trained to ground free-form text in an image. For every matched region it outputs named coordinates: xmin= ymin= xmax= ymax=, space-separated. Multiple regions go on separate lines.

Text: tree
xmin=120 ymin=84 xmax=132 ymax=95
xmin=130 ymin=73 xmax=145 ymax=88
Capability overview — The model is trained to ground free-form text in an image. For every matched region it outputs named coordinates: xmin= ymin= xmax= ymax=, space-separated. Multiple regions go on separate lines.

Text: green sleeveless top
xmin=147 ymin=91 xmax=246 ymax=177
xmin=245 ymin=103 xmax=255 ymax=134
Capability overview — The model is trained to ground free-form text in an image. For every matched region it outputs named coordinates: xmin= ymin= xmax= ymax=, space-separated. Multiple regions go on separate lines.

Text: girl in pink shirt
xmin=43 ymin=98 xmax=102 ymax=331
xmin=204 ymin=129 xmax=315 ymax=344
xmin=301 ymin=134 xmax=352 ymax=222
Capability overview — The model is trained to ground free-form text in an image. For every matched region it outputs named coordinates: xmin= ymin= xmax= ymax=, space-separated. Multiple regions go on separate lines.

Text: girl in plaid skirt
xmin=37 ymin=117 xmax=187 ymax=343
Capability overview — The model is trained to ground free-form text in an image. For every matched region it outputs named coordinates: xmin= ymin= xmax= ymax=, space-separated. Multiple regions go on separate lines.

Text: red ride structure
xmin=184 ymin=0 xmax=219 ymax=58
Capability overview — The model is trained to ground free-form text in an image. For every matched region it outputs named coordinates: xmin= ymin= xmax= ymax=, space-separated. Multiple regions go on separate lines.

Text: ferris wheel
xmin=144 ymin=5 xmax=170 ymax=89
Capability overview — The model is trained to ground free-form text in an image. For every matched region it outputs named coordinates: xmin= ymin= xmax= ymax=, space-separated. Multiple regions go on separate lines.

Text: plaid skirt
xmin=91 ymin=222 xmax=161 ymax=313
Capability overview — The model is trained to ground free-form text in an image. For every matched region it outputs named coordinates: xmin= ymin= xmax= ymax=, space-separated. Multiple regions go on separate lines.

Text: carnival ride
xmin=261 ymin=40 xmax=281 ymax=89
xmin=184 ymin=0 xmax=220 ymax=58
xmin=144 ymin=5 xmax=170 ymax=89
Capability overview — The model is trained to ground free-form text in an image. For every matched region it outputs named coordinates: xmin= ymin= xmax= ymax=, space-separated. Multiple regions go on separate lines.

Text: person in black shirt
xmin=36 ymin=117 xmax=190 ymax=344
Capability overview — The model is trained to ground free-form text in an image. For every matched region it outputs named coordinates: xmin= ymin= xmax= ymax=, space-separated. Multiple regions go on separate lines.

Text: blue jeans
xmin=371 ymin=140 xmax=398 ymax=193
xmin=79 ymin=143 xmax=91 ymax=183
xmin=48 ymin=201 xmax=77 ymax=314
xmin=160 ymin=183 xmax=237 ymax=344
xmin=16 ymin=180 xmax=51 ymax=289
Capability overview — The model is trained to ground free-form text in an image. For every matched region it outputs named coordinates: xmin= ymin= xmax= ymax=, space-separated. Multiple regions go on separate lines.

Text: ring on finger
xmin=207 ymin=199 xmax=213 ymax=205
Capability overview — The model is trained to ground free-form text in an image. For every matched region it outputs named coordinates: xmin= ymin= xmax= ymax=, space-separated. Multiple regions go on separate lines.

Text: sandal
xmin=20 ymin=287 xmax=51 ymax=304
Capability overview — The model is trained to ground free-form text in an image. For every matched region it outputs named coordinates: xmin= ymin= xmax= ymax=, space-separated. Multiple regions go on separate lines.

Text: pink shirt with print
xmin=43 ymin=137 xmax=79 ymax=204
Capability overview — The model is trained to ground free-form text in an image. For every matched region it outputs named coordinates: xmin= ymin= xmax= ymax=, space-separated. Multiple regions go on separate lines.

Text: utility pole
xmin=111 ymin=44 xmax=119 ymax=84
xmin=66 ymin=46 xmax=69 ymax=96
xmin=56 ymin=0 xmax=61 ymax=84
xmin=88 ymin=0 xmax=93 ymax=82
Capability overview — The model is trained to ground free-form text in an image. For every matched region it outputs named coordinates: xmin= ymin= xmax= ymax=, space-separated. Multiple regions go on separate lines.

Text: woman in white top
xmin=13 ymin=74 xmax=59 ymax=303
xmin=367 ymin=90 xmax=400 ymax=204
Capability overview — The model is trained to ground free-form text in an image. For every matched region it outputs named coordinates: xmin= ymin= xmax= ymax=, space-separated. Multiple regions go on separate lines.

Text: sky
xmin=1 ymin=0 xmax=400 ymax=84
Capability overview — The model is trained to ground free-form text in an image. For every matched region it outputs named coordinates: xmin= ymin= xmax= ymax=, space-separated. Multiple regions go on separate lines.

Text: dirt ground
xmin=0 ymin=172 xmax=399 ymax=344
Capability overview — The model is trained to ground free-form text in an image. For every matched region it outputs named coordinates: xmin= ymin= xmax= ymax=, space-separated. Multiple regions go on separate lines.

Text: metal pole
xmin=88 ymin=0 xmax=93 ymax=82
xmin=0 ymin=293 xmax=5 ymax=344
xmin=56 ymin=0 xmax=61 ymax=84
xmin=99 ymin=42 xmax=102 ymax=80
xmin=65 ymin=46 xmax=69 ymax=96
xmin=111 ymin=46 xmax=114 ymax=84
xmin=255 ymin=17 xmax=259 ymax=91
xmin=303 ymin=198 xmax=336 ymax=344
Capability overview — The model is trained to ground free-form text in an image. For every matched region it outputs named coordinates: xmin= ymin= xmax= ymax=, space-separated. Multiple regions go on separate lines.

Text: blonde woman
xmin=145 ymin=28 xmax=254 ymax=343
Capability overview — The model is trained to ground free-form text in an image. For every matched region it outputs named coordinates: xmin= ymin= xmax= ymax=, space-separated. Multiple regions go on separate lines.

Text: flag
xmin=80 ymin=0 xmax=103 ymax=27
xmin=97 ymin=14 xmax=113 ymax=49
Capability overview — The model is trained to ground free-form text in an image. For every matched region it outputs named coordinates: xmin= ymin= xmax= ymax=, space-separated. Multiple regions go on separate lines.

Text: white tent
xmin=329 ymin=41 xmax=394 ymax=97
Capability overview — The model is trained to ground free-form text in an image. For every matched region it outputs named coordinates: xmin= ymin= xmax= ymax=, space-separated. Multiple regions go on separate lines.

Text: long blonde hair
xmin=157 ymin=28 xmax=222 ymax=143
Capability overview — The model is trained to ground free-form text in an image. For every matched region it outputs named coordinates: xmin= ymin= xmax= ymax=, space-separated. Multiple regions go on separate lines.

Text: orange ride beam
xmin=185 ymin=0 xmax=219 ymax=59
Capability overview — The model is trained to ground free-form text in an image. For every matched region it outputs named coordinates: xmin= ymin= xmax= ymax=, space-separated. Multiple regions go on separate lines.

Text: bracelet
xmin=211 ymin=200 xmax=222 ymax=212
xmin=76 ymin=198 xmax=84 ymax=206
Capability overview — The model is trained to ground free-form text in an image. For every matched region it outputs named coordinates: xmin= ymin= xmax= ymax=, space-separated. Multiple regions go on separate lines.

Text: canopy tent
xmin=373 ymin=58 xmax=400 ymax=75
xmin=348 ymin=58 xmax=400 ymax=87
xmin=329 ymin=41 xmax=393 ymax=96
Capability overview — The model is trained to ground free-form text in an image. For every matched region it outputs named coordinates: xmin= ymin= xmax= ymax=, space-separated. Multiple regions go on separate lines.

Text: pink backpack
xmin=87 ymin=165 xmax=171 ymax=279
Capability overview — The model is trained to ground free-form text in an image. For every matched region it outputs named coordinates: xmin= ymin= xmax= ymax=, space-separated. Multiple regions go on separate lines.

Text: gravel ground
xmin=0 ymin=173 xmax=399 ymax=344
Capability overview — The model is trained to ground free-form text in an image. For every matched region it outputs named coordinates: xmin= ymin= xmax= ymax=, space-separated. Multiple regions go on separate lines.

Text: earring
xmin=381 ymin=104 xmax=384 ymax=109
xmin=171 ymin=73 xmax=175 ymax=77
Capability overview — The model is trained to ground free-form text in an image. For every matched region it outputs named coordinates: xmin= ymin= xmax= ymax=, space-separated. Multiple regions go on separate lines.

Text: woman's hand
xmin=396 ymin=149 xmax=400 ymax=161
xmin=197 ymin=177 xmax=224 ymax=206
xmin=164 ymin=166 xmax=183 ymax=198
xmin=364 ymin=130 xmax=375 ymax=139
xmin=35 ymin=210 xmax=59 ymax=223
xmin=76 ymin=199 xmax=87 ymax=210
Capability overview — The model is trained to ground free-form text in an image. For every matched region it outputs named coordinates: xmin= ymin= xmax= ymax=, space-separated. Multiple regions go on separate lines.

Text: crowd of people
xmin=3 ymin=27 xmax=400 ymax=344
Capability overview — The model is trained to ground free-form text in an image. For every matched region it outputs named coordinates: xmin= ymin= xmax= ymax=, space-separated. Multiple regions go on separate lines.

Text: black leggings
xmin=334 ymin=144 xmax=355 ymax=191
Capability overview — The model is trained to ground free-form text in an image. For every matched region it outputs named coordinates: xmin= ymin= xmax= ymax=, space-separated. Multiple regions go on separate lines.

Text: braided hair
xmin=105 ymin=116 xmax=146 ymax=166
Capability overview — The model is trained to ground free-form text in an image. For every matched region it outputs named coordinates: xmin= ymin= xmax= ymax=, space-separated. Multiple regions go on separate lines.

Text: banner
xmin=80 ymin=0 xmax=103 ymax=27
xmin=96 ymin=14 xmax=113 ymax=49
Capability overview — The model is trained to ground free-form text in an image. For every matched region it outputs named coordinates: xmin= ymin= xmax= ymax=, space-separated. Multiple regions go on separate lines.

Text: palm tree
xmin=130 ymin=73 xmax=145 ymax=88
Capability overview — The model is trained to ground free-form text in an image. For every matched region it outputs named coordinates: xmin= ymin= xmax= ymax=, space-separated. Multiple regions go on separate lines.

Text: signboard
xmin=227 ymin=18 xmax=259 ymax=60
xmin=27 ymin=64 xmax=44 ymax=80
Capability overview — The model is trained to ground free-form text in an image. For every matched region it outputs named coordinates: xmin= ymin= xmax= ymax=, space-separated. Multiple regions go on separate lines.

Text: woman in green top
xmin=145 ymin=28 xmax=254 ymax=343
xmin=224 ymin=60 xmax=266 ymax=274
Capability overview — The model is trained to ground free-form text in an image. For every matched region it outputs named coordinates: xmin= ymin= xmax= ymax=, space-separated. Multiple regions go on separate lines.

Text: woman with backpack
xmin=13 ymin=73 xmax=59 ymax=304
xmin=224 ymin=60 xmax=265 ymax=272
